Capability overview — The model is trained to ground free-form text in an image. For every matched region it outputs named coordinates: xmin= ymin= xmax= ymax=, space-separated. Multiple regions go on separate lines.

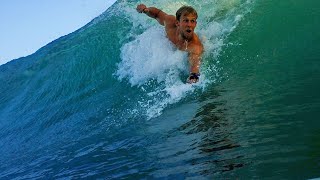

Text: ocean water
xmin=1 ymin=0 xmax=319 ymax=179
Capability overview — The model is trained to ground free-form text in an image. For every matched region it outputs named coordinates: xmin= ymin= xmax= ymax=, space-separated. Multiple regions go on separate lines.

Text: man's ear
xmin=175 ymin=20 xmax=180 ymax=27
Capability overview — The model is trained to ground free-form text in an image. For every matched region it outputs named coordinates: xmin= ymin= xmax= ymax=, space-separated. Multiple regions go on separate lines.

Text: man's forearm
xmin=189 ymin=54 xmax=201 ymax=74
xmin=190 ymin=63 xmax=200 ymax=74
xmin=137 ymin=4 xmax=166 ymax=25
xmin=143 ymin=7 xmax=161 ymax=19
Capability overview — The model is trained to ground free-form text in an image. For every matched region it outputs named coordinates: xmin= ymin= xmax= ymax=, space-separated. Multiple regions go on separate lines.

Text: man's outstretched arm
xmin=136 ymin=4 xmax=169 ymax=26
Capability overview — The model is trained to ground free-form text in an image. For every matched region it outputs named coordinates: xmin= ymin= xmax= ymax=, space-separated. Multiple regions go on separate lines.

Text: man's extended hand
xmin=187 ymin=73 xmax=200 ymax=84
xmin=136 ymin=4 xmax=147 ymax=13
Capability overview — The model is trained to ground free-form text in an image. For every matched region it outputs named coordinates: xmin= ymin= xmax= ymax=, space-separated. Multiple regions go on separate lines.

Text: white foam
xmin=115 ymin=26 xmax=200 ymax=119
xmin=116 ymin=27 xmax=189 ymax=86
xmin=114 ymin=0 xmax=253 ymax=119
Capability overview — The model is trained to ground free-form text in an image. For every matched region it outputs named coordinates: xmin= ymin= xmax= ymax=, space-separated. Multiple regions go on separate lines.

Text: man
xmin=136 ymin=4 xmax=203 ymax=83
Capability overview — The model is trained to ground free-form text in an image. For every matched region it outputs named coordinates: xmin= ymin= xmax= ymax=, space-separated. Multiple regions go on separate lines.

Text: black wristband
xmin=189 ymin=72 xmax=200 ymax=80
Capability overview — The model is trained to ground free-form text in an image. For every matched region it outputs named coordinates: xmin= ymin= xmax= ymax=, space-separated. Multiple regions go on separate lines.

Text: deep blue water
xmin=1 ymin=0 xmax=320 ymax=179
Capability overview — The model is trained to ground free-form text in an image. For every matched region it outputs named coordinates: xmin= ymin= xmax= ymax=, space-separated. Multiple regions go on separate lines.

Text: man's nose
xmin=187 ymin=21 xmax=194 ymax=26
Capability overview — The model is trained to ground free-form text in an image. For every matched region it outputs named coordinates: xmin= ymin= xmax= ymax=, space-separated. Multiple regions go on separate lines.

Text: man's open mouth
xmin=186 ymin=30 xmax=192 ymax=33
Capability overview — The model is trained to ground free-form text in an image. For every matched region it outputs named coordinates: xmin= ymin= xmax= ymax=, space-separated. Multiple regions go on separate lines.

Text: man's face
xmin=177 ymin=13 xmax=197 ymax=40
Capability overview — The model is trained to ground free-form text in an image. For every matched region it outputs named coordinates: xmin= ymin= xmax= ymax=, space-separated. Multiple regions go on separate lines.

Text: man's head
xmin=176 ymin=6 xmax=198 ymax=21
xmin=176 ymin=6 xmax=198 ymax=41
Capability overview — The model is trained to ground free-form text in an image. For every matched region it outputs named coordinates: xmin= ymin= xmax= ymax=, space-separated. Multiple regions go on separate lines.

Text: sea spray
xmin=114 ymin=0 xmax=250 ymax=119
xmin=116 ymin=27 xmax=189 ymax=86
xmin=115 ymin=26 xmax=196 ymax=119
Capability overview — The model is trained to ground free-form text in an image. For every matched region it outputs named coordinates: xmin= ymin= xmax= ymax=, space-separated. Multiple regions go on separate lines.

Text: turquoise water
xmin=0 ymin=0 xmax=319 ymax=179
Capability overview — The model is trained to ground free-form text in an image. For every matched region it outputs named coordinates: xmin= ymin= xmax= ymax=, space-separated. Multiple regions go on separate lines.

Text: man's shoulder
xmin=164 ymin=15 xmax=176 ymax=27
xmin=190 ymin=36 xmax=204 ymax=54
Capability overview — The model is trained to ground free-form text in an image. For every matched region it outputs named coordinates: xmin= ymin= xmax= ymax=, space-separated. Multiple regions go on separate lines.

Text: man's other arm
xmin=136 ymin=4 xmax=174 ymax=26
xmin=188 ymin=45 xmax=203 ymax=74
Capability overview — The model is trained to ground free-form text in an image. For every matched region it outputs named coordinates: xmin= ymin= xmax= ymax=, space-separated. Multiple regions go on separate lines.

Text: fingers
xmin=136 ymin=4 xmax=147 ymax=13
xmin=187 ymin=79 xmax=197 ymax=84
xmin=187 ymin=77 xmax=199 ymax=84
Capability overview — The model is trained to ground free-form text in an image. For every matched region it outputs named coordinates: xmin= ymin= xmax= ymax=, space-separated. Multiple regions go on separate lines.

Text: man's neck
xmin=177 ymin=32 xmax=193 ymax=43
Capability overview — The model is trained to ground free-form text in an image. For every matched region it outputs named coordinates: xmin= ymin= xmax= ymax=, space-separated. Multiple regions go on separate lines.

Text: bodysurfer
xmin=136 ymin=4 xmax=204 ymax=83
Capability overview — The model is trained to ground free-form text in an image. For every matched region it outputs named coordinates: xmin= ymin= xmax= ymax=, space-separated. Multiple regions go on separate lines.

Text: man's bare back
xmin=136 ymin=4 xmax=203 ymax=83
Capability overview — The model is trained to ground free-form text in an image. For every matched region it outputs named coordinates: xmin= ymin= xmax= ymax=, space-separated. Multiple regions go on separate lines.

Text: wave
xmin=113 ymin=0 xmax=252 ymax=118
xmin=0 ymin=0 xmax=253 ymax=171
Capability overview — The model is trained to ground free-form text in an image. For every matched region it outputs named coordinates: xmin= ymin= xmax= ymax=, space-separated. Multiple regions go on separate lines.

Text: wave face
xmin=1 ymin=0 xmax=320 ymax=179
